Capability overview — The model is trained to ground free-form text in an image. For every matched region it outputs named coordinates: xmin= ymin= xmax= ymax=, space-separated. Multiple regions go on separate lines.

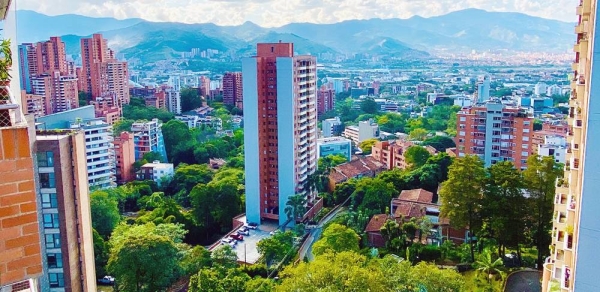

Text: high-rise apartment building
xmin=317 ymin=86 xmax=335 ymax=116
xmin=35 ymin=130 xmax=96 ymax=292
xmin=30 ymin=72 xmax=78 ymax=115
xmin=80 ymin=34 xmax=129 ymax=120
xmin=476 ymin=76 xmax=491 ymax=103
xmin=455 ymin=100 xmax=533 ymax=169
xmin=113 ymin=131 xmax=135 ymax=184
xmin=166 ymin=76 xmax=181 ymax=115
xmin=37 ymin=107 xmax=117 ymax=189
xmin=18 ymin=37 xmax=78 ymax=116
xmin=222 ymin=72 xmax=243 ymax=109
xmin=131 ymin=119 xmax=167 ymax=161
xmin=242 ymin=42 xmax=319 ymax=226
xmin=21 ymin=90 xmax=45 ymax=118
xmin=542 ymin=0 xmax=600 ymax=291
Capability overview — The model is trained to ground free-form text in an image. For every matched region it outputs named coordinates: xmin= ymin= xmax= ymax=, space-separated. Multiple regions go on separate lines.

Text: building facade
xmin=542 ymin=0 xmax=600 ymax=291
xmin=455 ymin=101 xmax=533 ymax=169
xmin=317 ymin=86 xmax=335 ymax=116
xmin=343 ymin=118 xmax=380 ymax=144
xmin=166 ymin=76 xmax=181 ymax=115
xmin=35 ymin=130 xmax=96 ymax=292
xmin=371 ymin=140 xmax=437 ymax=170
xmin=131 ymin=119 xmax=167 ymax=161
xmin=317 ymin=137 xmax=352 ymax=161
xmin=222 ymin=72 xmax=243 ymax=109
xmin=137 ymin=161 xmax=174 ymax=185
xmin=242 ymin=42 xmax=319 ymax=226
xmin=113 ymin=131 xmax=135 ymax=184
xmin=322 ymin=117 xmax=342 ymax=138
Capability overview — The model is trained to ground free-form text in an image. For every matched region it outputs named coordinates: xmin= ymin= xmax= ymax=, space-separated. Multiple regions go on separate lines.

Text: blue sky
xmin=18 ymin=0 xmax=578 ymax=26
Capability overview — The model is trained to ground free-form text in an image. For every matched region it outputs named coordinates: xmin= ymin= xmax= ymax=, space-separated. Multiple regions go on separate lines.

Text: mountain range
xmin=16 ymin=9 xmax=575 ymax=63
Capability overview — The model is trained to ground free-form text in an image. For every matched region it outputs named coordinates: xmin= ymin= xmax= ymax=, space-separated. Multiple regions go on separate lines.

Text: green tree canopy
xmin=422 ymin=135 xmax=456 ymax=152
xmin=404 ymin=146 xmax=432 ymax=169
xmin=257 ymin=230 xmax=295 ymax=266
xmin=439 ymin=155 xmax=486 ymax=262
xmin=181 ymin=87 xmax=203 ymax=112
xmin=313 ymin=223 xmax=360 ymax=256
xmin=409 ymin=128 xmax=429 ymax=141
xmin=359 ymin=138 xmax=379 ymax=155
xmin=360 ymin=98 xmax=379 ymax=114
xmin=107 ymin=223 xmax=186 ymax=292
xmin=90 ymin=190 xmax=121 ymax=238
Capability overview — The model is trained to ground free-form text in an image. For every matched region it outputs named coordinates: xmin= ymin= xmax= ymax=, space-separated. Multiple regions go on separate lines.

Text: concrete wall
xmin=242 ymin=58 xmax=261 ymax=225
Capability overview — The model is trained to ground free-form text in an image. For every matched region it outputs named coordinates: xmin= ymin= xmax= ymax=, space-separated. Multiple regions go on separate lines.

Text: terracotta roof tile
xmin=398 ymin=189 xmax=434 ymax=204
xmin=364 ymin=214 xmax=390 ymax=232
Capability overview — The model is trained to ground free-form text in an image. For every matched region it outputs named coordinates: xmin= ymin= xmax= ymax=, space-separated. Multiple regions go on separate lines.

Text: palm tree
xmin=475 ymin=250 xmax=505 ymax=284
xmin=283 ymin=194 xmax=307 ymax=229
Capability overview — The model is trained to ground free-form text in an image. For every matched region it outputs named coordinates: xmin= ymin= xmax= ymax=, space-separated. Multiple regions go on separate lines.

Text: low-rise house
xmin=365 ymin=188 xmax=468 ymax=248
xmin=137 ymin=161 xmax=174 ymax=185
xmin=327 ymin=156 xmax=386 ymax=191
xmin=371 ymin=140 xmax=437 ymax=170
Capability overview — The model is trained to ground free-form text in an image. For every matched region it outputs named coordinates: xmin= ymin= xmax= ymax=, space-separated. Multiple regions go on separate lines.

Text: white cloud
xmin=17 ymin=0 xmax=578 ymax=26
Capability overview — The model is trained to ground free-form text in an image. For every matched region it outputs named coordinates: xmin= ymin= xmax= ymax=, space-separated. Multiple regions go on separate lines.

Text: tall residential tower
xmin=242 ymin=42 xmax=319 ymax=226
xmin=542 ymin=0 xmax=600 ymax=291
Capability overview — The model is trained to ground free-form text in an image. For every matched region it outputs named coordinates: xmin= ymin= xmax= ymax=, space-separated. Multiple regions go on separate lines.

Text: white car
xmin=221 ymin=238 xmax=233 ymax=245
xmin=244 ymin=224 xmax=257 ymax=230
xmin=237 ymin=229 xmax=249 ymax=236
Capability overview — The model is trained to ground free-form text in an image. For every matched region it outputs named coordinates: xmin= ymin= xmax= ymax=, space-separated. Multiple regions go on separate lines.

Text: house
xmin=371 ymin=140 xmax=438 ymax=170
xmin=209 ymin=158 xmax=227 ymax=169
xmin=365 ymin=188 xmax=468 ymax=247
xmin=327 ymin=156 xmax=386 ymax=191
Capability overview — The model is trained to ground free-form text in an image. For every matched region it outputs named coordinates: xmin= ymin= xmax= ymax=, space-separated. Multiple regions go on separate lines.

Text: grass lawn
xmin=463 ymin=270 xmax=504 ymax=292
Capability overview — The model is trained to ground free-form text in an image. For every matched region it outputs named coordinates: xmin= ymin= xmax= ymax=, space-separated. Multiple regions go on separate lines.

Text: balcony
xmin=0 ymin=86 xmax=26 ymax=128
xmin=575 ymin=23 xmax=585 ymax=34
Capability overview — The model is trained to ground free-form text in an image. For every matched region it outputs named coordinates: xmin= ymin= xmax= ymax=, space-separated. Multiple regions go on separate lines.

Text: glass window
xmin=39 ymin=173 xmax=56 ymax=188
xmin=41 ymin=193 xmax=58 ymax=209
xmin=45 ymin=234 xmax=61 ymax=248
xmin=47 ymin=253 xmax=63 ymax=268
xmin=43 ymin=213 xmax=60 ymax=229
xmin=37 ymin=151 xmax=54 ymax=167
xmin=49 ymin=273 xmax=64 ymax=288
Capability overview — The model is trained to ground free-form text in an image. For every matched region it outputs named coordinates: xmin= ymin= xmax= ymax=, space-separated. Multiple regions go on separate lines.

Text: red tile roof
xmin=364 ymin=214 xmax=390 ymax=232
xmin=398 ymin=189 xmax=434 ymax=204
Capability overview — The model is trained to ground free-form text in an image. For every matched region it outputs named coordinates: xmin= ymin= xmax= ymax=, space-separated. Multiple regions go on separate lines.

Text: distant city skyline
xmin=20 ymin=0 xmax=578 ymax=27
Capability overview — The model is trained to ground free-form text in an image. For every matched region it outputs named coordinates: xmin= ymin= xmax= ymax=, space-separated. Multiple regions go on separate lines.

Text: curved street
xmin=298 ymin=206 xmax=346 ymax=261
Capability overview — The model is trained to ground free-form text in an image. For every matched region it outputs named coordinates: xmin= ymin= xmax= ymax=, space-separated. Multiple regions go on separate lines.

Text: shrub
xmin=419 ymin=245 xmax=442 ymax=262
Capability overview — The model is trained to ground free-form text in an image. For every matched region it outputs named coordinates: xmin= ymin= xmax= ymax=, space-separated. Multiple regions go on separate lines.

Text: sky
xmin=18 ymin=0 xmax=578 ymax=27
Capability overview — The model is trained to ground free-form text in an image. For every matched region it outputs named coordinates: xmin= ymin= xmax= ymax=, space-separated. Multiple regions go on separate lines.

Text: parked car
xmin=237 ymin=229 xmax=249 ymax=236
xmin=239 ymin=226 xmax=249 ymax=232
xmin=229 ymin=241 xmax=236 ymax=248
xmin=97 ymin=276 xmax=115 ymax=285
xmin=248 ymin=222 xmax=259 ymax=227
xmin=244 ymin=224 xmax=257 ymax=230
xmin=221 ymin=238 xmax=234 ymax=245
xmin=230 ymin=234 xmax=243 ymax=241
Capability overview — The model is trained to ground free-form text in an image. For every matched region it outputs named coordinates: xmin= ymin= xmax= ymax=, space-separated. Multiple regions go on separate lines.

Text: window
xmin=459 ymin=117 xmax=466 ymax=122
xmin=523 ymin=128 xmax=530 ymax=133
xmin=521 ymin=151 xmax=529 ymax=157
xmin=41 ymin=193 xmax=58 ymax=209
xmin=39 ymin=173 xmax=56 ymax=188
xmin=37 ymin=151 xmax=54 ymax=167
xmin=459 ymin=131 xmax=465 ymax=136
xmin=47 ymin=254 xmax=63 ymax=268
xmin=43 ymin=213 xmax=60 ymax=229
xmin=45 ymin=234 xmax=61 ymax=248
xmin=49 ymin=273 xmax=65 ymax=288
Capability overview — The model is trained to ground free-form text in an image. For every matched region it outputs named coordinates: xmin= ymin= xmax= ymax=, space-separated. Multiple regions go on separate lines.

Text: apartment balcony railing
xmin=0 ymin=86 xmax=26 ymax=128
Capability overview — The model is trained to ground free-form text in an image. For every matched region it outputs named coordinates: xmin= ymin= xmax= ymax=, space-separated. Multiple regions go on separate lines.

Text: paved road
xmin=298 ymin=206 xmax=346 ymax=261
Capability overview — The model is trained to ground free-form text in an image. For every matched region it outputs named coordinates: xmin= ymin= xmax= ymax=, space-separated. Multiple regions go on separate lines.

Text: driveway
xmin=504 ymin=270 xmax=542 ymax=292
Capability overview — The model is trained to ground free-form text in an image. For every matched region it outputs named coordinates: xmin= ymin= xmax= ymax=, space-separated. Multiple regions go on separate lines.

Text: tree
xmin=93 ymin=229 xmax=109 ymax=278
xmin=90 ymin=190 xmax=121 ymax=238
xmin=377 ymin=112 xmax=407 ymax=133
xmin=162 ymin=120 xmax=194 ymax=164
xmin=189 ymin=267 xmax=249 ymax=292
xmin=360 ymin=98 xmax=379 ymax=114
xmin=107 ymin=223 xmax=185 ymax=292
xmin=181 ymin=246 xmax=212 ymax=276
xmin=257 ymin=230 xmax=295 ymax=266
xmin=474 ymin=250 xmax=505 ymax=284
xmin=190 ymin=177 xmax=242 ymax=234
xmin=168 ymin=164 xmax=214 ymax=206
xmin=423 ymin=135 xmax=456 ymax=152
xmin=358 ymin=138 xmax=379 ymax=155
xmin=482 ymin=161 xmax=527 ymax=259
xmin=211 ymin=245 xmax=238 ymax=270
xmin=112 ymin=119 xmax=134 ymax=136
xmin=284 ymin=194 xmax=307 ymax=227
xmin=409 ymin=128 xmax=429 ymax=141
xmin=352 ymin=177 xmax=396 ymax=215
xmin=439 ymin=155 xmax=486 ymax=262
xmin=404 ymin=146 xmax=432 ymax=169
xmin=313 ymin=223 xmax=360 ymax=255
xmin=78 ymin=91 xmax=89 ymax=106
xmin=523 ymin=155 xmax=563 ymax=268
xmin=181 ymin=87 xmax=202 ymax=112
